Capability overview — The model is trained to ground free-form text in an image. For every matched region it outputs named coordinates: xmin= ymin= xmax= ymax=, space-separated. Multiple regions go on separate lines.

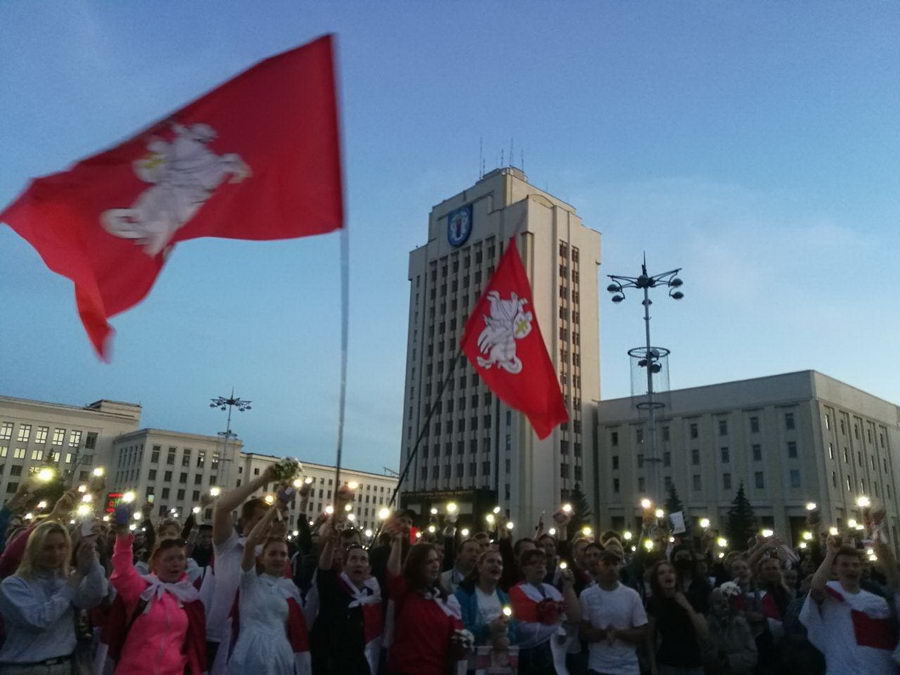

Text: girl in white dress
xmin=227 ymin=508 xmax=310 ymax=675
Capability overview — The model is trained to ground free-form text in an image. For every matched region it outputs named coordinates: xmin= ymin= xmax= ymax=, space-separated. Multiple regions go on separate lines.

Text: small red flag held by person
xmin=461 ymin=238 xmax=569 ymax=439
xmin=1 ymin=35 xmax=343 ymax=359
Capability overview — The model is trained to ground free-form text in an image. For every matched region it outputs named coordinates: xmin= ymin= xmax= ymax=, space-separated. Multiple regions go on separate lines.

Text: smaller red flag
xmin=461 ymin=238 xmax=569 ymax=440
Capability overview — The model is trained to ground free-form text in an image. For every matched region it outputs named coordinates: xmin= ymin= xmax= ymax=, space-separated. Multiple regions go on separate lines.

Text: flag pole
xmin=333 ymin=224 xmax=350 ymax=494
xmin=372 ymin=212 xmax=528 ymax=546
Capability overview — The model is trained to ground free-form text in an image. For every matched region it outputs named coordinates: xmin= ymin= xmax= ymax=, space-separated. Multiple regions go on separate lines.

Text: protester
xmin=106 ymin=516 xmax=206 ymax=674
xmin=510 ymin=548 xmax=580 ymax=675
xmin=206 ymin=465 xmax=277 ymax=673
xmin=440 ymin=537 xmax=480 ymax=595
xmin=646 ymin=559 xmax=708 ymax=675
xmin=311 ymin=518 xmax=383 ymax=675
xmin=386 ymin=532 xmax=466 ymax=675
xmin=705 ymin=586 xmax=758 ymax=675
xmin=579 ymin=549 xmax=647 ymax=675
xmin=228 ymin=507 xmax=309 ymax=674
xmin=800 ymin=535 xmax=897 ymax=674
xmin=0 ymin=521 xmax=106 ymax=673
xmin=455 ymin=549 xmax=517 ymax=649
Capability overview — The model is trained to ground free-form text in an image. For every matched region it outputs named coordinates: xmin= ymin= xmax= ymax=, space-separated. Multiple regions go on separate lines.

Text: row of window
xmin=146 ymin=445 xmax=219 ymax=470
xmin=611 ymin=469 xmax=798 ymax=494
xmin=0 ymin=423 xmax=97 ymax=449
xmin=558 ymin=242 xmax=581 ymax=262
xmin=609 ymin=412 xmax=796 ymax=446
xmin=824 ymin=412 xmax=888 ymax=448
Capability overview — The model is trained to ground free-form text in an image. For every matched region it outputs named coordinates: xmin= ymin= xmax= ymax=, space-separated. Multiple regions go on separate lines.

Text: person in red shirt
xmin=386 ymin=529 xmax=466 ymax=675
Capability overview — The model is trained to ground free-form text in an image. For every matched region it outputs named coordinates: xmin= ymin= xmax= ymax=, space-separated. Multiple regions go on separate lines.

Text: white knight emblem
xmin=101 ymin=122 xmax=251 ymax=256
xmin=476 ymin=291 xmax=533 ymax=374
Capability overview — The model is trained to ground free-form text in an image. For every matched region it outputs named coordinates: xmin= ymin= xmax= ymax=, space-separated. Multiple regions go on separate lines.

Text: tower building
xmin=399 ymin=167 xmax=601 ymax=530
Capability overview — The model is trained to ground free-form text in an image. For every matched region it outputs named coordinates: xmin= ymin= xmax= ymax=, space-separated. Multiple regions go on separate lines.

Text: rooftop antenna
xmin=479 ymin=137 xmax=484 ymax=179
xmin=510 ymin=137 xmax=514 ymax=167
xmin=500 ymin=148 xmax=504 ymax=168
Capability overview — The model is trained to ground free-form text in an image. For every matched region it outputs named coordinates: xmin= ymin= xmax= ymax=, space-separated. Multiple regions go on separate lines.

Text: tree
xmin=567 ymin=483 xmax=593 ymax=537
xmin=726 ymin=482 xmax=757 ymax=548
xmin=665 ymin=484 xmax=684 ymax=515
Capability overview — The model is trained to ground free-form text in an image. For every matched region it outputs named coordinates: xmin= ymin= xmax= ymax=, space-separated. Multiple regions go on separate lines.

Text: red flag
xmin=461 ymin=238 xmax=569 ymax=439
xmin=1 ymin=35 xmax=343 ymax=359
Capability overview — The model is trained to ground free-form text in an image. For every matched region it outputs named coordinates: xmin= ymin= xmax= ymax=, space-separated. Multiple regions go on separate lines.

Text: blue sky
xmin=2 ymin=2 xmax=899 ymax=474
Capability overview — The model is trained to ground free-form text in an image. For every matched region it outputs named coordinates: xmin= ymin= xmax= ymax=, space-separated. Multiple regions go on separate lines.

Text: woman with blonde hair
xmin=0 ymin=519 xmax=106 ymax=673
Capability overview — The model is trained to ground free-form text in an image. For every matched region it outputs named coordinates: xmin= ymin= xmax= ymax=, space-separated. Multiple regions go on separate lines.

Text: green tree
xmin=567 ymin=483 xmax=593 ymax=536
xmin=665 ymin=484 xmax=684 ymax=515
xmin=726 ymin=482 xmax=757 ymax=548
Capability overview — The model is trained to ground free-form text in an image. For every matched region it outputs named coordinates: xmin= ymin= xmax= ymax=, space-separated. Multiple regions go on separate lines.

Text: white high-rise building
xmin=398 ymin=167 xmax=601 ymax=531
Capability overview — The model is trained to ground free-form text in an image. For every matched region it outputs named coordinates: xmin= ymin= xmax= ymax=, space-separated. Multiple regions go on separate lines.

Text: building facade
xmin=596 ymin=371 xmax=900 ymax=546
xmin=237 ymin=452 xmax=398 ymax=533
xmin=0 ymin=396 xmax=141 ymax=496
xmin=398 ymin=167 xmax=601 ymax=530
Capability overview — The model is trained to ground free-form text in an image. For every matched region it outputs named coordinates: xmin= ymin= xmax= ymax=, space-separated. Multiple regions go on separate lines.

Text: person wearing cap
xmin=579 ymin=548 xmax=647 ymax=675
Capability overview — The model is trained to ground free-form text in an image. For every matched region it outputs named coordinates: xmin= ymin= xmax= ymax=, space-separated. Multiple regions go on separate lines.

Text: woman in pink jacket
xmin=106 ymin=515 xmax=206 ymax=674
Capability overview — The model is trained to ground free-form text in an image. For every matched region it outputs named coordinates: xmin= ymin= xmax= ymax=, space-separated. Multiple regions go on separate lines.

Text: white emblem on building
xmin=101 ymin=123 xmax=251 ymax=256
xmin=476 ymin=291 xmax=533 ymax=374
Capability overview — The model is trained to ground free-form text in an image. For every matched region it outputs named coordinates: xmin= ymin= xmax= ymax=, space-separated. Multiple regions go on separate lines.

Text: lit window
xmin=30 ymin=449 xmax=43 ymax=460
xmin=68 ymin=430 xmax=82 ymax=447
xmin=52 ymin=428 xmax=65 ymax=445
xmin=16 ymin=425 xmax=31 ymax=443
xmin=13 ymin=448 xmax=26 ymax=459
xmin=35 ymin=427 xmax=49 ymax=444
xmin=0 ymin=423 xmax=12 ymax=441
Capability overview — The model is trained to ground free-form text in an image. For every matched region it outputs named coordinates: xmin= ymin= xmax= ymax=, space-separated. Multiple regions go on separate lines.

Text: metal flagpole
xmin=333 ymin=225 xmax=350 ymax=492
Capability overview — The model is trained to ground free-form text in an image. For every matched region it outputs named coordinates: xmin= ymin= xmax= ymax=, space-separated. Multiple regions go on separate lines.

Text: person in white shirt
xmin=579 ymin=549 xmax=647 ymax=675
xmin=440 ymin=538 xmax=480 ymax=595
xmin=0 ymin=520 xmax=106 ymax=673
xmin=801 ymin=535 xmax=896 ymax=675
xmin=206 ymin=464 xmax=278 ymax=674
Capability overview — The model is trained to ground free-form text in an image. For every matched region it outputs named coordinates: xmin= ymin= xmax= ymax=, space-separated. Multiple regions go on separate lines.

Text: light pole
xmin=607 ymin=255 xmax=683 ymax=504
xmin=209 ymin=390 xmax=251 ymax=482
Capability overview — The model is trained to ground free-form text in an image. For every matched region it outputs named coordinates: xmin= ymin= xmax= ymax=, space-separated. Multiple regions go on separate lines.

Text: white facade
xmin=0 ymin=396 xmax=141 ymax=495
xmin=237 ymin=452 xmax=399 ymax=532
xmin=596 ymin=370 xmax=900 ymax=547
xmin=398 ymin=167 xmax=601 ymax=530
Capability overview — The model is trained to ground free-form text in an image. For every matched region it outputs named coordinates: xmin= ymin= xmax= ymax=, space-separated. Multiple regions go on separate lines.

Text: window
xmin=182 ymin=449 xmax=192 ymax=467
xmin=613 ymin=478 xmax=620 ymax=493
xmin=84 ymin=432 xmax=97 ymax=449
xmin=723 ymin=473 xmax=732 ymax=489
xmin=0 ymin=446 xmax=8 ymax=458
xmin=825 ymin=414 xmax=831 ymax=430
xmin=0 ymin=423 xmax=12 ymax=441
xmin=612 ymin=456 xmax=619 ymax=470
xmin=35 ymin=427 xmax=49 ymax=444
xmin=151 ymin=446 xmax=160 ymax=463
xmin=691 ymin=449 xmax=700 ymax=465
xmin=636 ymin=428 xmax=644 ymax=444
xmin=30 ymin=449 xmax=42 ymax=460
xmin=560 ymin=464 xmax=570 ymax=479
xmin=149 ymin=469 xmax=157 ymax=480
xmin=663 ymin=451 xmax=671 ymax=467
xmin=16 ymin=425 xmax=31 ymax=442
xmin=164 ymin=471 xmax=172 ymax=482
xmin=752 ymin=444 xmax=762 ymax=461
xmin=638 ymin=476 xmax=645 ymax=492
xmin=790 ymin=469 xmax=801 ymax=488
xmin=52 ymin=428 xmax=65 ymax=445
xmin=197 ymin=451 xmax=206 ymax=469
xmin=162 ymin=488 xmax=170 ymax=499
xmin=785 ymin=412 xmax=795 ymax=430
xmin=610 ymin=431 xmax=619 ymax=446
xmin=664 ymin=476 xmax=672 ymax=490
xmin=13 ymin=448 xmax=25 ymax=459
xmin=787 ymin=441 xmax=797 ymax=458
xmin=749 ymin=416 xmax=759 ymax=433
xmin=179 ymin=473 xmax=187 ymax=484
xmin=689 ymin=423 xmax=698 ymax=439
xmin=177 ymin=489 xmax=185 ymax=501
xmin=194 ymin=474 xmax=202 ymax=485
xmin=832 ymin=472 xmax=837 ymax=488
xmin=846 ymin=477 xmax=852 ymax=492
xmin=209 ymin=475 xmax=217 ymax=485
xmin=754 ymin=472 xmax=765 ymax=489
xmin=10 ymin=465 xmax=22 ymax=477
xmin=843 ymin=447 xmax=849 ymax=463
xmin=193 ymin=491 xmax=200 ymax=502
xmin=68 ymin=430 xmax=82 ymax=447
xmin=637 ymin=454 xmax=644 ymax=469
xmin=720 ymin=447 xmax=730 ymax=463
xmin=662 ymin=426 xmax=670 ymax=442
xmin=693 ymin=474 xmax=702 ymax=491
xmin=65 ymin=453 xmax=73 ymax=463
xmin=6 ymin=483 xmax=18 ymax=494
xmin=718 ymin=419 xmax=728 ymax=436
xmin=828 ymin=443 xmax=834 ymax=459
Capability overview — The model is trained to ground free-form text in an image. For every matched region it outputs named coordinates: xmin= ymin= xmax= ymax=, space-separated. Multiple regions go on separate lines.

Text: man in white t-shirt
xmin=801 ymin=536 xmax=896 ymax=675
xmin=580 ymin=549 xmax=647 ymax=675
xmin=206 ymin=464 xmax=277 ymax=674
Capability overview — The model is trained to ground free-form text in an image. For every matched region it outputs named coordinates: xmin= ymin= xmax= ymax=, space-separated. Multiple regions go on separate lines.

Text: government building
xmin=398 ymin=167 xmax=602 ymax=530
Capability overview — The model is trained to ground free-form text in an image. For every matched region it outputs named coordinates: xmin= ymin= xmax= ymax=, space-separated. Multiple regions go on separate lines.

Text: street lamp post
xmin=607 ymin=255 xmax=683 ymax=504
xmin=209 ymin=390 xmax=251 ymax=483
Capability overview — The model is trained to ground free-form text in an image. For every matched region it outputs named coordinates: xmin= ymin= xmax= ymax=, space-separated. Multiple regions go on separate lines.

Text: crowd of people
xmin=0 ymin=466 xmax=898 ymax=674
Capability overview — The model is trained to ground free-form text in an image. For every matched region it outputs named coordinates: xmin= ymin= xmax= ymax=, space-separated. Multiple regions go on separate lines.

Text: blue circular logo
xmin=447 ymin=205 xmax=472 ymax=247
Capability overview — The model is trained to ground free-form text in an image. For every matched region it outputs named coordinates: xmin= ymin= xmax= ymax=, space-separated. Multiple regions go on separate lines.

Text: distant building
xmin=0 ymin=394 xmax=396 ymax=529
xmin=596 ymin=370 xmax=900 ymax=547
xmin=398 ymin=167 xmax=601 ymax=531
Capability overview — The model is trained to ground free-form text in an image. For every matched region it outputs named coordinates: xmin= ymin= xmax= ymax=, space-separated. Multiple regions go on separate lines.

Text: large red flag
xmin=0 ymin=35 xmax=343 ymax=359
xmin=461 ymin=238 xmax=569 ymax=439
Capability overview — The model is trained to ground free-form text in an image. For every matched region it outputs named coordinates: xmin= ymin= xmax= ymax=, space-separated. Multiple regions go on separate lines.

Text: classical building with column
xmin=398 ymin=166 xmax=602 ymax=531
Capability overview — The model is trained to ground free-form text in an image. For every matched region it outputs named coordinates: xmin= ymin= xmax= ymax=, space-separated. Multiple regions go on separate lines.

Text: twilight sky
xmin=2 ymin=2 xmax=899 ymax=474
